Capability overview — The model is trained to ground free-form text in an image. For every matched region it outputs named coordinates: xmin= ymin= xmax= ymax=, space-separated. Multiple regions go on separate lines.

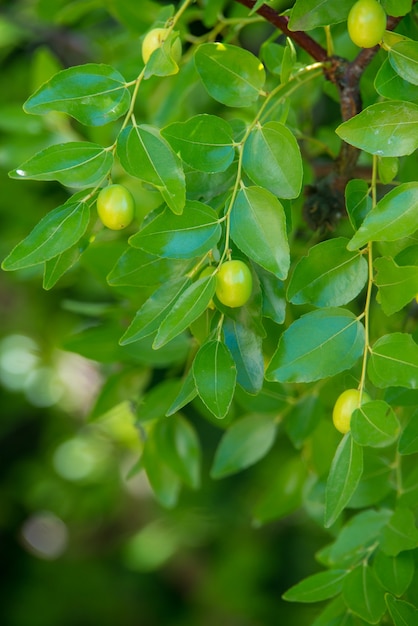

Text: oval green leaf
xmin=389 ymin=41 xmax=418 ymax=86
xmin=129 ymin=200 xmax=221 ymax=259
xmin=265 ymin=308 xmax=365 ymax=384
xmin=347 ymin=183 xmax=418 ymax=250
xmin=287 ymin=237 xmax=367 ymax=307
xmin=374 ymin=257 xmax=418 ymax=316
xmin=242 ymin=121 xmax=303 ymax=199
xmin=368 ymin=333 xmax=418 ymax=389
xmin=230 ymin=186 xmax=290 ymax=279
xmin=283 ymin=569 xmax=349 ymax=603
xmin=9 ymin=142 xmax=113 ymax=188
xmin=193 ymin=340 xmax=237 ymax=420
xmin=117 ymin=123 xmax=185 ymax=215
xmin=336 ymin=101 xmax=418 ymax=157
xmin=194 ymin=42 xmax=265 ymax=107
xmin=351 ymin=400 xmax=400 ymax=448
xmin=24 ymin=63 xmax=130 ymax=126
xmin=2 ymin=200 xmax=90 ymax=271
xmin=325 ymin=434 xmax=363 ymax=528
xmin=161 ymin=114 xmax=235 ymax=173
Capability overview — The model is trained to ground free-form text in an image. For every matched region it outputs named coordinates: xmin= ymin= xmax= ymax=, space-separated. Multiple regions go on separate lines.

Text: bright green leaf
xmin=154 ymin=415 xmax=201 ymax=489
xmin=379 ymin=507 xmax=418 ymax=556
xmin=24 ymin=63 xmax=130 ymax=126
xmin=120 ymin=277 xmax=191 ymax=345
xmin=153 ymin=275 xmax=216 ymax=349
xmin=324 ymin=434 xmax=363 ymax=528
xmin=193 ymin=340 xmax=237 ymax=420
xmin=266 ymin=308 xmax=365 ymax=384
xmin=386 ymin=594 xmax=418 ymax=626
xmin=242 ymin=122 xmax=303 ymax=199
xmin=287 ymin=238 xmax=367 ymax=307
xmin=2 ymin=200 xmax=90 ymax=271
xmin=117 ymin=124 xmax=185 ymax=214
xmin=351 ymin=400 xmax=400 ymax=448
xmin=336 ymin=102 xmax=418 ymax=157
xmin=9 ymin=142 xmax=113 ymax=188
xmin=375 ymin=58 xmax=418 ymax=103
xmin=343 ymin=563 xmax=386 ymax=624
xmin=107 ymin=247 xmax=192 ymax=287
xmin=223 ymin=318 xmax=264 ymax=395
xmin=345 ymin=179 xmax=372 ymax=232
xmin=289 ymin=0 xmax=352 ymax=30
xmin=161 ymin=114 xmax=235 ymax=173
xmin=129 ymin=201 xmax=221 ymax=259
xmin=347 ymin=183 xmax=418 ymax=250
xmin=398 ymin=409 xmax=418 ymax=455
xmin=389 ymin=41 xmax=418 ymax=86
xmin=374 ymin=257 xmax=418 ymax=316
xmin=194 ymin=42 xmax=265 ymax=107
xmin=283 ymin=569 xmax=349 ymax=603
xmin=373 ymin=550 xmax=415 ymax=596
xmin=230 ymin=186 xmax=290 ymax=279
xmin=368 ymin=333 xmax=418 ymax=389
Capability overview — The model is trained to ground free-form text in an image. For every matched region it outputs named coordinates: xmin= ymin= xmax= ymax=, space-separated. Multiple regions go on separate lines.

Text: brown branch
xmin=233 ymin=0 xmax=328 ymax=61
xmin=232 ymin=0 xmax=412 ymax=229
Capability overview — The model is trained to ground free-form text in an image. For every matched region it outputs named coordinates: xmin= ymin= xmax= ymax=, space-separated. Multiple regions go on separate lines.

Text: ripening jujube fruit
xmin=215 ymin=260 xmax=253 ymax=308
xmin=347 ymin=0 xmax=386 ymax=48
xmin=142 ymin=27 xmax=182 ymax=64
xmin=332 ymin=388 xmax=371 ymax=434
xmin=96 ymin=184 xmax=135 ymax=230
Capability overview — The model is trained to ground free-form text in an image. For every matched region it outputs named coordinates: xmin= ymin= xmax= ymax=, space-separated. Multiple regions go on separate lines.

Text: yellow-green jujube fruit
xmin=96 ymin=184 xmax=135 ymax=231
xmin=332 ymin=388 xmax=371 ymax=434
xmin=347 ymin=0 xmax=386 ymax=48
xmin=142 ymin=28 xmax=182 ymax=64
xmin=215 ymin=260 xmax=253 ymax=308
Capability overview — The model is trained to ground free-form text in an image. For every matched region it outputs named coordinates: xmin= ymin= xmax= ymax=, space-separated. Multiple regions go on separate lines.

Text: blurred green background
xmin=0 ymin=1 xmax=332 ymax=624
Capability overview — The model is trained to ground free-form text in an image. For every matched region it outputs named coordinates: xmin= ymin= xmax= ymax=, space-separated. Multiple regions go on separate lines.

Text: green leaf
xmin=153 ymin=415 xmax=201 ymax=489
xmin=142 ymin=433 xmax=181 ymax=508
xmin=324 ymin=434 xmax=363 ymax=528
xmin=347 ymin=183 xmax=418 ymax=250
xmin=117 ymin=124 xmax=185 ymax=215
xmin=129 ymin=201 xmax=221 ymax=259
xmin=194 ymin=42 xmax=265 ymax=107
xmin=386 ymin=594 xmax=418 ymax=626
xmin=193 ymin=340 xmax=237 ymax=420
xmin=373 ymin=550 xmax=415 ymax=596
xmin=211 ymin=413 xmax=276 ymax=478
xmin=242 ymin=122 xmax=303 ymax=199
xmin=382 ymin=0 xmax=412 ymax=16
xmin=9 ymin=142 xmax=113 ymax=188
xmin=283 ymin=569 xmax=349 ymax=603
xmin=375 ymin=57 xmax=418 ymax=103
xmin=107 ymin=247 xmax=192 ymax=287
xmin=287 ymin=238 xmax=367 ymax=307
xmin=336 ymin=102 xmax=418 ymax=157
xmin=368 ymin=333 xmax=418 ymax=389
xmin=374 ymin=257 xmax=418 ymax=316
xmin=327 ymin=509 xmax=392 ymax=568
xmin=166 ymin=369 xmax=198 ymax=417
xmin=398 ymin=409 xmax=418 ymax=455
xmin=223 ymin=318 xmax=264 ymax=395
xmin=43 ymin=237 xmax=89 ymax=290
xmin=153 ymin=274 xmax=216 ymax=349
xmin=351 ymin=400 xmax=400 ymax=448
xmin=257 ymin=267 xmax=286 ymax=324
xmin=161 ymin=114 xmax=235 ymax=173
xmin=343 ymin=563 xmax=386 ymax=624
xmin=311 ymin=597 xmax=369 ymax=626
xmin=379 ymin=507 xmax=418 ymax=556
xmin=389 ymin=41 xmax=418 ymax=86
xmin=24 ymin=63 xmax=130 ymax=126
xmin=120 ymin=277 xmax=191 ymax=345
xmin=289 ymin=0 xmax=352 ymax=30
xmin=2 ymin=200 xmax=90 ymax=271
xmin=230 ymin=186 xmax=290 ymax=279
xmin=345 ymin=179 xmax=372 ymax=232
xmin=266 ymin=308 xmax=365 ymax=384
